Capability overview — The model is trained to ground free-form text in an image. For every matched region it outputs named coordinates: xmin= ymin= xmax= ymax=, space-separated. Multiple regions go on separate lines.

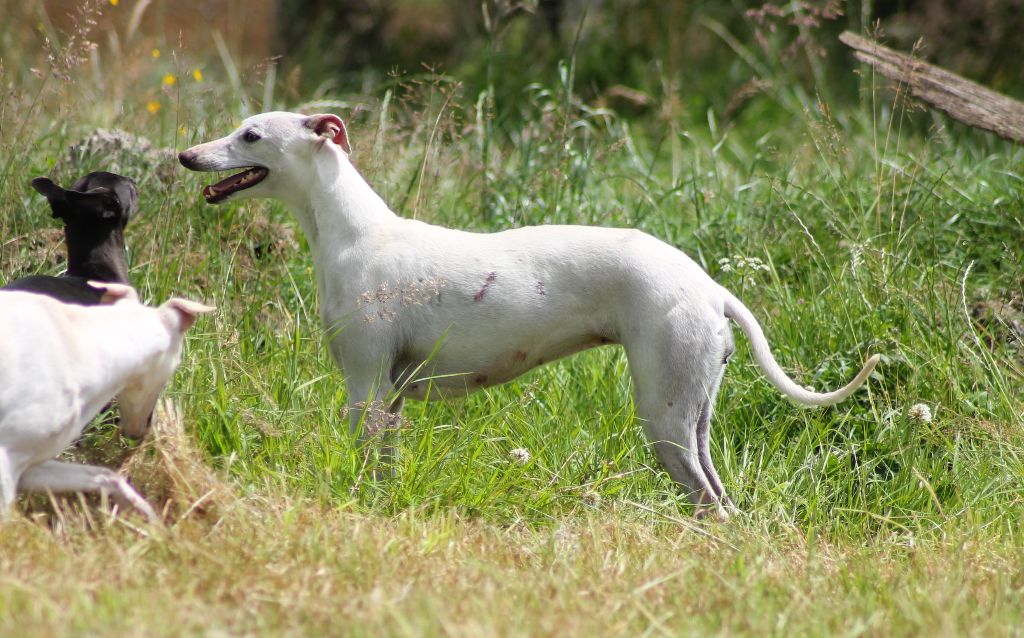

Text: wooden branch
xmin=840 ymin=30 xmax=1024 ymax=144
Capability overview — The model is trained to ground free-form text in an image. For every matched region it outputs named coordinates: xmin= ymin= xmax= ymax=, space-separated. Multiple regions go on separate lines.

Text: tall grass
xmin=1 ymin=2 xmax=1023 ymax=634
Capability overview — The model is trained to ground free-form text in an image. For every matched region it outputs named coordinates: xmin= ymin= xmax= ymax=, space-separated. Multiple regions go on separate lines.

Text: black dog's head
xmin=31 ymin=171 xmax=139 ymax=228
xmin=30 ymin=172 xmax=139 ymax=283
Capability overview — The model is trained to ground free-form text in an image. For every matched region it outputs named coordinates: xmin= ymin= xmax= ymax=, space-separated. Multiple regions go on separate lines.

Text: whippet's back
xmin=325 ymin=221 xmax=723 ymax=401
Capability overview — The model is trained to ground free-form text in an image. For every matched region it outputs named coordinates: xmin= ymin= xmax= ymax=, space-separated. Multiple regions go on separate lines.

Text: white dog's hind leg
xmin=626 ymin=317 xmax=732 ymax=519
xmin=632 ymin=371 xmax=725 ymax=514
xmin=695 ymin=394 xmax=737 ymax=516
xmin=644 ymin=406 xmax=724 ymax=518
xmin=693 ymin=337 xmax=737 ymax=510
xmin=17 ymin=460 xmax=158 ymax=523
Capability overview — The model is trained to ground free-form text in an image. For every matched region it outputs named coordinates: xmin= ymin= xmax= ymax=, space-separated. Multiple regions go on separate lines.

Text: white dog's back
xmin=0 ymin=290 xmax=212 ymax=522
xmin=0 ymin=296 xmax=85 ymax=458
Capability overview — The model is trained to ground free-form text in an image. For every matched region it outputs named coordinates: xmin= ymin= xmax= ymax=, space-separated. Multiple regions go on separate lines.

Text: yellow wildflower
xmin=146 ymin=101 xmax=160 ymax=114
xmin=151 ymin=49 xmax=160 ymax=59
xmin=110 ymin=0 xmax=119 ymax=6
xmin=163 ymin=74 xmax=176 ymax=86
xmin=192 ymin=69 xmax=203 ymax=82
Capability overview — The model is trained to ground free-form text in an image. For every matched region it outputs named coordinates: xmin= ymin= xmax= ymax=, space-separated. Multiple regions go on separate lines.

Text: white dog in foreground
xmin=180 ymin=111 xmax=878 ymax=519
xmin=0 ymin=285 xmax=213 ymax=522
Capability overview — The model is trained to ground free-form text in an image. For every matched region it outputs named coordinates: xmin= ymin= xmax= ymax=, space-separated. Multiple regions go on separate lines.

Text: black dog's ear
xmin=31 ymin=177 xmax=69 ymax=218
xmin=64 ymin=187 xmax=119 ymax=219
xmin=70 ymin=172 xmax=139 ymax=223
xmin=116 ymin=179 xmax=139 ymax=221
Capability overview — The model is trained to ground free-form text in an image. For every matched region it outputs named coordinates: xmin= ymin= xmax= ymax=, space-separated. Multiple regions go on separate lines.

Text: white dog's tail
xmin=722 ymin=291 xmax=879 ymax=407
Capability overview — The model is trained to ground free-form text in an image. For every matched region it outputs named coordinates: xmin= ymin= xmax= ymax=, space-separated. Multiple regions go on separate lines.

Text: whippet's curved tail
xmin=722 ymin=291 xmax=879 ymax=407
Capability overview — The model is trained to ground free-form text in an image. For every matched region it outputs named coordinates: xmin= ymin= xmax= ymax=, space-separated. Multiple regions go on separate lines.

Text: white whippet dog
xmin=0 ymin=284 xmax=213 ymax=522
xmin=180 ymin=111 xmax=878 ymax=519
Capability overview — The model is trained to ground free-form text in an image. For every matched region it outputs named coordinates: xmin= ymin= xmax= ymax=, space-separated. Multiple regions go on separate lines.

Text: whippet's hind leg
xmin=627 ymin=324 xmax=732 ymax=519
xmin=17 ymin=460 xmax=158 ymax=522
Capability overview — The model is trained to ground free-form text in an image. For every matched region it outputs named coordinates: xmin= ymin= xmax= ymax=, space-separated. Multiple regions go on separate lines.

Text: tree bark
xmin=840 ymin=31 xmax=1024 ymax=144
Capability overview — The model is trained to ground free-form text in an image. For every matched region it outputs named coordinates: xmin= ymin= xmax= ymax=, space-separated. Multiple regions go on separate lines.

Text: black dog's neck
xmin=64 ymin=224 xmax=130 ymax=283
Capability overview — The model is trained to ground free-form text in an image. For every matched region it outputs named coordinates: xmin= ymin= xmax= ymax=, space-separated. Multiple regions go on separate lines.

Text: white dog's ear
xmin=160 ymin=298 xmax=216 ymax=333
xmin=87 ymin=281 xmax=139 ymax=305
xmin=304 ymin=114 xmax=351 ymax=154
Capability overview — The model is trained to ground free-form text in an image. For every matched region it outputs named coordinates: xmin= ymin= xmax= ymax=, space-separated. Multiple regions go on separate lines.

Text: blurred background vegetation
xmin=3 ymin=0 xmax=1024 ymax=132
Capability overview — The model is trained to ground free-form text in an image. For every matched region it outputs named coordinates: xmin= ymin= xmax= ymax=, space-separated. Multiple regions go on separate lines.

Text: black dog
xmin=3 ymin=172 xmax=138 ymax=304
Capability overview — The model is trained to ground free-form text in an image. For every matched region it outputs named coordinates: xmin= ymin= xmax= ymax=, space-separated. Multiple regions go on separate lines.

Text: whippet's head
xmin=32 ymin=171 xmax=138 ymax=282
xmin=178 ymin=111 xmax=351 ymax=205
xmin=90 ymin=283 xmax=215 ymax=439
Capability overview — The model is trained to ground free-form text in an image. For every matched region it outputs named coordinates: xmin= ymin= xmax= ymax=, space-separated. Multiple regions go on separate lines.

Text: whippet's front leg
xmin=17 ymin=460 xmax=159 ymax=523
xmin=345 ymin=372 xmax=402 ymax=477
xmin=327 ymin=337 xmax=399 ymax=437
xmin=0 ymin=448 xmax=16 ymax=522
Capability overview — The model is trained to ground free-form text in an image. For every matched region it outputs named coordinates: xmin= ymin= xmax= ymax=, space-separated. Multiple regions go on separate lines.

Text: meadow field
xmin=1 ymin=1 xmax=1023 ymax=635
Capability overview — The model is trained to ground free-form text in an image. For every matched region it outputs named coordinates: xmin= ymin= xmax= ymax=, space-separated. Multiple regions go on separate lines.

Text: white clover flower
xmin=907 ymin=403 xmax=933 ymax=423
xmin=719 ymin=254 xmax=770 ymax=279
xmin=509 ymin=448 xmax=531 ymax=465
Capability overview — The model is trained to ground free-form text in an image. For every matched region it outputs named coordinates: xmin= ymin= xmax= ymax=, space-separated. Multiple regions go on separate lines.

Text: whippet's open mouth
xmin=202 ymin=167 xmax=268 ymax=203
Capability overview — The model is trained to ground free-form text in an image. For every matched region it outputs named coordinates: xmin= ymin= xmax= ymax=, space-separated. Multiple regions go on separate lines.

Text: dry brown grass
xmin=17 ymin=399 xmax=234 ymax=531
xmin=3 ymin=488 xmax=1023 ymax=637
xmin=120 ymin=399 xmax=237 ymax=523
xmin=0 ymin=227 xmax=65 ymax=280
xmin=3 ymin=410 xmax=1023 ymax=637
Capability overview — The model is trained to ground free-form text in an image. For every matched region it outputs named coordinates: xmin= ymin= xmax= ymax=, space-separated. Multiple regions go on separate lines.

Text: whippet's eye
xmin=243 ymin=130 xmax=261 ymax=143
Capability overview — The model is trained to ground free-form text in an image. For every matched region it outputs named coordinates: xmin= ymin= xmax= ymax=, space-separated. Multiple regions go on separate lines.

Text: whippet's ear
xmin=87 ymin=281 xmax=140 ymax=305
xmin=118 ymin=179 xmax=140 ymax=221
xmin=304 ymin=114 xmax=351 ymax=154
xmin=72 ymin=172 xmax=139 ymax=222
xmin=31 ymin=177 xmax=69 ymax=218
xmin=160 ymin=298 xmax=216 ymax=333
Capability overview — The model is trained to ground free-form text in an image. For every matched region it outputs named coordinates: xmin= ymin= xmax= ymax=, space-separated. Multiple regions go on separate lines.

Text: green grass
xmin=2 ymin=7 xmax=1024 ymax=635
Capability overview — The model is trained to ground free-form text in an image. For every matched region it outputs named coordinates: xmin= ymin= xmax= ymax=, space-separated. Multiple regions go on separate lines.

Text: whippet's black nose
xmin=178 ymin=149 xmax=198 ymax=168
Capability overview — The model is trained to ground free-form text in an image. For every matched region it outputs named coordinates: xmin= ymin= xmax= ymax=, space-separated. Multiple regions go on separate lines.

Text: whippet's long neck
xmin=65 ymin=227 xmax=130 ymax=283
xmin=285 ymin=150 xmax=397 ymax=255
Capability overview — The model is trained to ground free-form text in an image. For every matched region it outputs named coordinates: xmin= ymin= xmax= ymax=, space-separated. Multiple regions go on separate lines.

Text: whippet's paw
xmin=102 ymin=474 xmax=160 ymax=525
xmin=694 ymin=504 xmax=733 ymax=522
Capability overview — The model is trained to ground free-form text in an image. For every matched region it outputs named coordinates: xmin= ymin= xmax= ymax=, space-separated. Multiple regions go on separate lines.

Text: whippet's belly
xmin=393 ymin=320 xmax=619 ymax=400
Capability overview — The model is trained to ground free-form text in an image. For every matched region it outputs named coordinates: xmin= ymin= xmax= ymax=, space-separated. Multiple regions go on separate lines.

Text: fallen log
xmin=840 ymin=30 xmax=1024 ymax=144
